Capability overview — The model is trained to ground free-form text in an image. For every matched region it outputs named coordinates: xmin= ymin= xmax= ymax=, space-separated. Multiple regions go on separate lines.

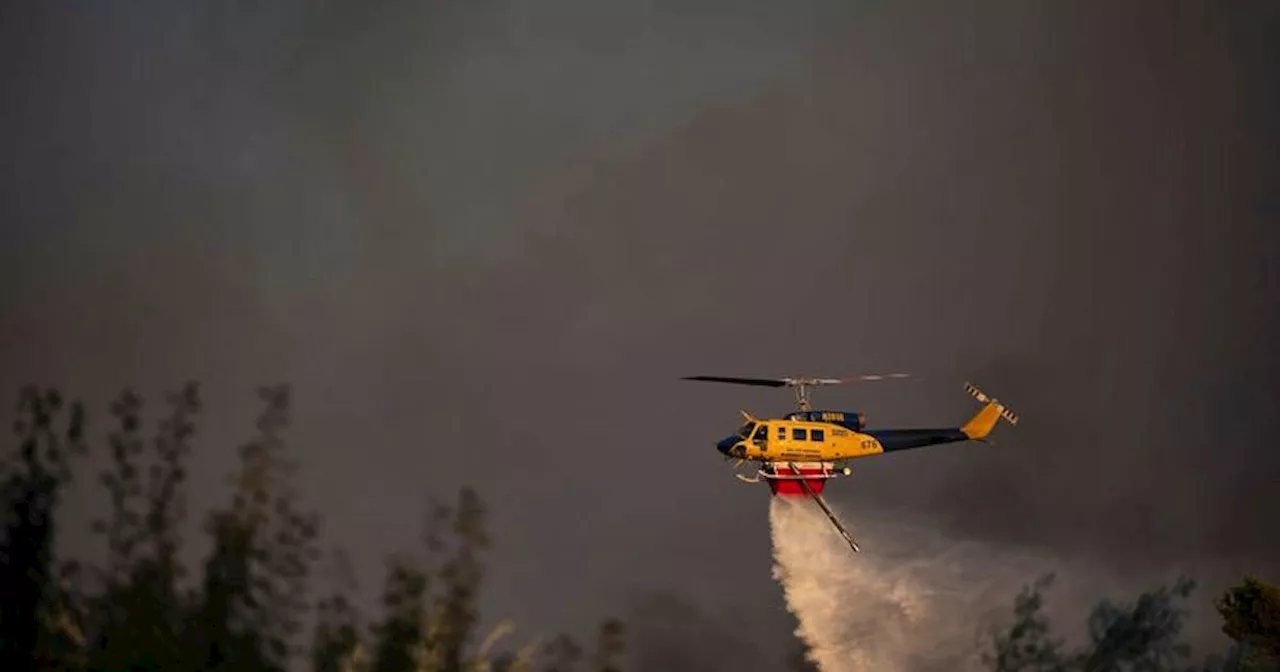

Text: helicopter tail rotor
xmin=960 ymin=382 xmax=1019 ymax=442
xmin=963 ymin=381 xmax=1019 ymax=426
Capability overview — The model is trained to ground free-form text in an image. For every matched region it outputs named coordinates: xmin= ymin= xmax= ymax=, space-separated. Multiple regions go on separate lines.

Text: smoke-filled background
xmin=2 ymin=1 xmax=1278 ymax=669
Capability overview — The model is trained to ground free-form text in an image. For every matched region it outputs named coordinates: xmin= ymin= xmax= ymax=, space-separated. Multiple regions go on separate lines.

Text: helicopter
xmin=681 ymin=373 xmax=1018 ymax=553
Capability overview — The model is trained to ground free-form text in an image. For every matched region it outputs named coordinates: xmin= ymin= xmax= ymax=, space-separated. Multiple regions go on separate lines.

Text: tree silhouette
xmin=313 ymin=588 xmax=365 ymax=672
xmin=984 ymin=574 xmax=1069 ymax=672
xmin=8 ymin=381 xmax=1277 ymax=672
xmin=434 ymin=487 xmax=490 ymax=671
xmin=1215 ymin=576 xmax=1280 ymax=671
xmin=84 ymin=384 xmax=199 ymax=672
xmin=1074 ymin=576 xmax=1198 ymax=671
xmin=0 ymin=383 xmax=604 ymax=672
xmin=369 ymin=553 xmax=433 ymax=672
xmin=0 ymin=386 xmax=85 ymax=672
xmin=984 ymin=572 xmax=1280 ymax=672
xmin=193 ymin=384 xmax=322 ymax=671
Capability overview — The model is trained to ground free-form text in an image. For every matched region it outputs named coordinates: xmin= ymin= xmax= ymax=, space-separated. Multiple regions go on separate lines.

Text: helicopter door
xmin=751 ymin=424 xmax=769 ymax=447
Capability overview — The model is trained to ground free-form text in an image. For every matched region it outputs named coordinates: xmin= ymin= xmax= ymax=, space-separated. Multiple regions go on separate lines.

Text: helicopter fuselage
xmin=716 ymin=409 xmax=972 ymax=464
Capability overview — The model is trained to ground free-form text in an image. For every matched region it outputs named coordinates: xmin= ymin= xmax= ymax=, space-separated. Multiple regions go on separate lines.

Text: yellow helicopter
xmin=682 ymin=374 xmax=1018 ymax=553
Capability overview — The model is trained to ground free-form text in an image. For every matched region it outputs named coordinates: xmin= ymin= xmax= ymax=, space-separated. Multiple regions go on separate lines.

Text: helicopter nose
xmin=716 ymin=435 xmax=738 ymax=456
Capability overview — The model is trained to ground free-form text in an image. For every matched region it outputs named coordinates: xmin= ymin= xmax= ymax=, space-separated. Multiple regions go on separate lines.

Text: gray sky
xmin=3 ymin=0 xmax=1278 ymax=667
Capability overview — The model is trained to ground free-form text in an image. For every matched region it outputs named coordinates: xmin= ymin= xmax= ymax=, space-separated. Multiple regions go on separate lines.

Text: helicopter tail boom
xmin=861 ymin=382 xmax=1019 ymax=451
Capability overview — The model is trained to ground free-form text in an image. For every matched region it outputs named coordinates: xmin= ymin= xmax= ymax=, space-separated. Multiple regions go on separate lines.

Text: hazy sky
xmin=3 ymin=1 xmax=1278 ymax=667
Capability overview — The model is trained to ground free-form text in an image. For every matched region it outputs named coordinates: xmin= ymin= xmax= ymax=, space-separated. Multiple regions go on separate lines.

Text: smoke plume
xmin=768 ymin=497 xmax=1144 ymax=672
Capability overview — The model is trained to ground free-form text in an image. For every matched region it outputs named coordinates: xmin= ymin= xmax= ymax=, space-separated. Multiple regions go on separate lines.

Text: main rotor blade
xmin=682 ymin=373 xmax=910 ymax=388
xmin=781 ymin=373 xmax=913 ymax=386
xmin=681 ymin=376 xmax=788 ymax=388
xmin=831 ymin=373 xmax=911 ymax=383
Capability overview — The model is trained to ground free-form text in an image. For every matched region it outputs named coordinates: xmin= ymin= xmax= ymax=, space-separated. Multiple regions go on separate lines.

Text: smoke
xmin=768 ymin=496 xmax=1141 ymax=672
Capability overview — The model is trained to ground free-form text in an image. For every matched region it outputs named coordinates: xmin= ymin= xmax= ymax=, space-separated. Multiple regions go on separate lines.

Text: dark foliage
xmin=0 ymin=386 xmax=86 ymax=672
xmin=984 ymin=574 xmax=1068 ymax=672
xmin=0 ymin=384 xmax=621 ymax=672
xmin=1215 ymin=577 xmax=1280 ymax=671
xmin=1 ymin=383 xmax=1272 ymax=672
xmin=1217 ymin=578 xmax=1280 ymax=651
xmin=984 ymin=573 xmax=1280 ymax=672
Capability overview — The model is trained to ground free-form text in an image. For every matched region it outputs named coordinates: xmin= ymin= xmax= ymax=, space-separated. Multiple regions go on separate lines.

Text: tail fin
xmin=960 ymin=382 xmax=1019 ymax=440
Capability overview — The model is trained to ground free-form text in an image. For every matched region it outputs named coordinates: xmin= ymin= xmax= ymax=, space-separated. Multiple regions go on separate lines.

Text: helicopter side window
xmin=752 ymin=424 xmax=768 ymax=444
xmin=810 ymin=428 xmax=825 ymax=442
xmin=777 ymin=426 xmax=786 ymax=440
xmin=792 ymin=427 xmax=807 ymax=441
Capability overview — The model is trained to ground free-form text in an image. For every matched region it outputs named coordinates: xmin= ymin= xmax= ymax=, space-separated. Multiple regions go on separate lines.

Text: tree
xmin=1071 ymin=575 xmax=1197 ymax=671
xmin=1 ymin=383 xmax=325 ymax=671
xmin=0 ymin=386 xmax=86 ymax=672
xmin=983 ymin=574 xmax=1068 ymax=672
xmin=195 ymin=384 xmax=321 ymax=671
xmin=984 ymin=572 xmax=1280 ymax=672
xmin=313 ymin=590 xmax=366 ymax=672
xmin=359 ymin=487 xmax=515 ymax=672
xmin=84 ymin=384 xmax=201 ymax=672
xmin=1215 ymin=576 xmax=1280 ymax=670
xmin=433 ymin=487 xmax=490 ymax=672
xmin=2 ymin=383 xmax=618 ymax=672
xmin=369 ymin=554 xmax=432 ymax=672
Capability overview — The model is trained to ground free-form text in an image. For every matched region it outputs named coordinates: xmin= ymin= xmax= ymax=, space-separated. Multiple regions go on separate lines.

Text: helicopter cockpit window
xmin=752 ymin=424 xmax=768 ymax=443
xmin=738 ymin=422 xmax=756 ymax=438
